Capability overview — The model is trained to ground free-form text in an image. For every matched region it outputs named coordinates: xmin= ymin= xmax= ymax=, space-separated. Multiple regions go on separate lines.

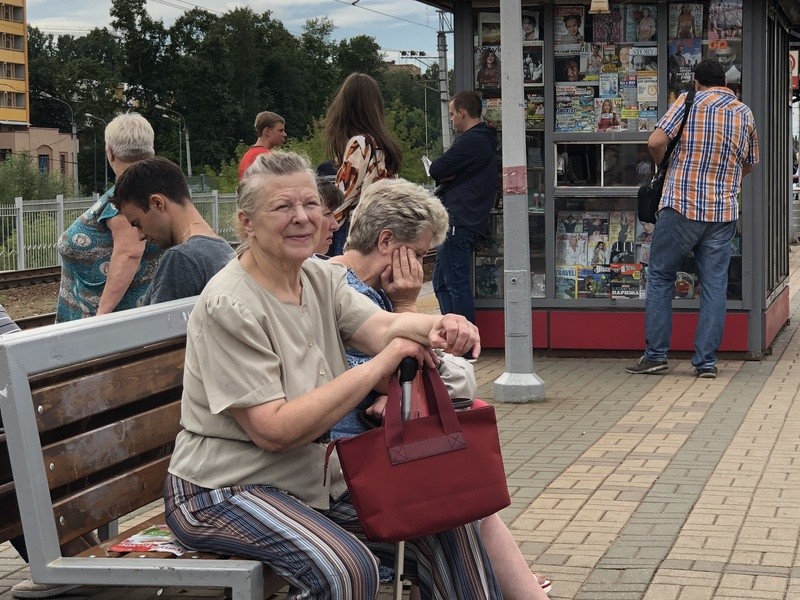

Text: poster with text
xmin=554 ymin=6 xmax=585 ymax=49
xmin=669 ymin=3 xmax=704 ymax=39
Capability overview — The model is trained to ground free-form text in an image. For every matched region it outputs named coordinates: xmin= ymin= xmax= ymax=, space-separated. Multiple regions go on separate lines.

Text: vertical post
xmin=185 ymin=126 xmax=193 ymax=176
xmin=15 ymin=197 xmax=25 ymax=270
xmin=178 ymin=126 xmax=183 ymax=174
xmin=71 ymin=121 xmax=79 ymax=197
xmin=493 ymin=0 xmax=544 ymax=402
xmin=211 ymin=189 xmax=219 ymax=233
xmin=437 ymin=28 xmax=452 ymax=151
xmin=56 ymin=195 xmax=64 ymax=267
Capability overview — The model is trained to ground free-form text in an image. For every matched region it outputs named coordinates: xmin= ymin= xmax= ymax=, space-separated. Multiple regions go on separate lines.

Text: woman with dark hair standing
xmin=323 ymin=73 xmax=402 ymax=256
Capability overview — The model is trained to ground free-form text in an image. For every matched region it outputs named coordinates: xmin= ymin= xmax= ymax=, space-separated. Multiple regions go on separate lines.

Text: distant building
xmin=0 ymin=0 xmax=79 ymax=182
xmin=385 ymin=61 xmax=422 ymax=77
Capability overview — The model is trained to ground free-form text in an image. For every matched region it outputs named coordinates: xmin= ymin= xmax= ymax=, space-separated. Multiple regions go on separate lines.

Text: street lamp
xmin=84 ymin=113 xmax=108 ymax=192
xmin=38 ymin=92 xmax=79 ymax=196
xmin=155 ymin=104 xmax=192 ymax=176
xmin=161 ymin=113 xmax=183 ymax=173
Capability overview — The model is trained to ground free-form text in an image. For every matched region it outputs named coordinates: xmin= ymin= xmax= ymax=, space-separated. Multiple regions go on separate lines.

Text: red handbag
xmin=328 ymin=364 xmax=511 ymax=542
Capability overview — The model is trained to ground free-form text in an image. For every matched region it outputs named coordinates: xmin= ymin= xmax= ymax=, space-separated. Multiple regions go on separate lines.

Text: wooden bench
xmin=0 ymin=300 xmax=284 ymax=600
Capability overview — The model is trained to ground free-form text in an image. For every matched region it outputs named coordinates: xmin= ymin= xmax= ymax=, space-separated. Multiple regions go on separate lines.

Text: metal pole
xmin=437 ymin=27 xmax=452 ymax=150
xmin=493 ymin=0 xmax=544 ymax=402
xmin=93 ymin=129 xmax=97 ymax=194
xmin=185 ymin=125 xmax=192 ymax=177
xmin=71 ymin=121 xmax=79 ymax=197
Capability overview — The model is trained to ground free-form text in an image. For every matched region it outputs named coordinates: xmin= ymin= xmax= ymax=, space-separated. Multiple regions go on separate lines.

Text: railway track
xmin=16 ymin=312 xmax=56 ymax=330
xmin=0 ymin=266 xmax=61 ymax=290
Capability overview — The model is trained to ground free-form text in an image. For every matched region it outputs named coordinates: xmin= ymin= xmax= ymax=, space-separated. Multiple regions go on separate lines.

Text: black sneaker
xmin=695 ymin=366 xmax=718 ymax=379
xmin=626 ymin=356 xmax=668 ymax=374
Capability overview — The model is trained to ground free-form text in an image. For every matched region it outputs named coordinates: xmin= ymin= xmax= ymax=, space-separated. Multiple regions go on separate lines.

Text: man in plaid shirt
xmin=628 ymin=59 xmax=759 ymax=379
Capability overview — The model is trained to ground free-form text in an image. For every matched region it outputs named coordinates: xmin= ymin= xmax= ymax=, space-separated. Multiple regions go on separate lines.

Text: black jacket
xmin=429 ymin=122 xmax=498 ymax=236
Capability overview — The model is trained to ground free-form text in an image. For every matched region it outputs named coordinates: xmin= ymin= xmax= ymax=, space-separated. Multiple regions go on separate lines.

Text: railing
xmin=0 ymin=192 xmax=239 ymax=271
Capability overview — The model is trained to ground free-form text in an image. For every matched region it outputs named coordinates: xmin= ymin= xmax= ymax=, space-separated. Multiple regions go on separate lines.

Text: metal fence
xmin=0 ymin=192 xmax=239 ymax=271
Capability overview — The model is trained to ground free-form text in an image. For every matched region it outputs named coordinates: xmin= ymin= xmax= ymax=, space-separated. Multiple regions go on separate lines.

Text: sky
xmin=26 ymin=0 xmax=449 ymax=65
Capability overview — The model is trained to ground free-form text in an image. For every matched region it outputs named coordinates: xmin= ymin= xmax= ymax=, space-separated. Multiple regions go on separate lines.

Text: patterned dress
xmin=55 ymin=187 xmax=161 ymax=322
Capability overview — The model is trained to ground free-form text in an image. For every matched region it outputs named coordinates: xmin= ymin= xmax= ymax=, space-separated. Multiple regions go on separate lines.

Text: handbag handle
xmin=384 ymin=364 xmax=467 ymax=465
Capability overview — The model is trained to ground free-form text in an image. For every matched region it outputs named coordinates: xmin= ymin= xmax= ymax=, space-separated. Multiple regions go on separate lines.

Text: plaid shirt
xmin=658 ymin=87 xmax=759 ymax=222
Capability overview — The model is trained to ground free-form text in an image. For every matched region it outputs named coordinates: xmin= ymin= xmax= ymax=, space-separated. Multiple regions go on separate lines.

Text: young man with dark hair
xmin=628 ymin=59 xmax=758 ymax=378
xmin=112 ymin=157 xmax=234 ymax=305
xmin=429 ymin=90 xmax=498 ymax=329
xmin=238 ymin=111 xmax=287 ymax=179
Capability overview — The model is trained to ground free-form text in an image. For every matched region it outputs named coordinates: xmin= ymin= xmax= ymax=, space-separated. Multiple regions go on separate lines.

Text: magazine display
xmin=624 ymin=4 xmax=657 ymax=43
xmin=609 ymin=210 xmax=635 ymax=245
xmin=554 ymin=6 xmax=585 ymax=50
xmin=483 ymin=97 xmax=502 ymax=130
xmin=555 ymin=85 xmax=595 ymax=132
xmin=557 ymin=211 xmax=584 ymax=233
xmin=476 ymin=46 xmax=501 ymax=90
xmin=474 ymin=256 xmax=503 ymax=299
xmin=610 ymin=263 xmax=645 ymax=299
xmin=674 ymin=271 xmax=697 ymax=299
xmin=708 ymin=0 xmax=743 ymax=41
xmin=525 ymin=92 xmax=545 ymax=130
xmin=109 ymin=525 xmax=187 ymax=556
xmin=478 ymin=13 xmax=501 ymax=45
xmin=668 ymin=39 xmax=701 ymax=88
xmin=592 ymin=8 xmax=624 ymax=44
xmin=556 ymin=266 xmax=579 ymax=299
xmin=669 ymin=3 xmax=703 ymax=39
xmin=578 ymin=266 xmax=611 ymax=298
xmin=556 ymin=233 xmax=588 ymax=266
xmin=523 ymin=42 xmax=544 ymax=84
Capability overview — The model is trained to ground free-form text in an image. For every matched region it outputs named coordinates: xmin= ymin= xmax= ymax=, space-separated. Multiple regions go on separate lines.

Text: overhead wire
xmin=329 ymin=0 xmax=436 ymax=30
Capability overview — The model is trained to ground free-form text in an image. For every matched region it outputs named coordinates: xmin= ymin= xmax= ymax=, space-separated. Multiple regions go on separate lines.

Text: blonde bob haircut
xmin=234 ymin=150 xmax=317 ymax=255
xmin=346 ymin=178 xmax=449 ymax=254
xmin=104 ymin=113 xmax=155 ymax=163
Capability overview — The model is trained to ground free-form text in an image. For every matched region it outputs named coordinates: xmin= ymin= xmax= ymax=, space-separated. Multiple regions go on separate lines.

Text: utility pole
xmin=437 ymin=11 xmax=453 ymax=150
xmin=492 ymin=0 xmax=545 ymax=402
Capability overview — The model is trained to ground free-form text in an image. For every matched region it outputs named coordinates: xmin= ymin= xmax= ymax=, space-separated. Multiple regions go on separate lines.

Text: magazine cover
xmin=583 ymin=211 xmax=609 ymax=236
xmin=708 ymin=0 xmax=743 ymax=41
xmin=637 ymin=71 xmax=658 ymax=103
xmin=521 ymin=9 xmax=540 ymax=41
xmin=602 ymin=44 xmax=620 ymax=72
xmin=592 ymin=7 xmax=624 ymax=43
xmin=610 ymin=263 xmax=644 ymax=298
xmin=554 ymin=6 xmax=585 ymax=49
xmin=478 ymin=12 xmax=501 ymax=45
xmin=599 ymin=72 xmax=619 ymax=97
xmin=668 ymin=39 xmax=702 ymax=86
xmin=556 ymin=266 xmax=579 ymax=299
xmin=636 ymin=219 xmax=655 ymax=243
xmin=595 ymin=98 xmax=623 ymax=132
xmin=475 ymin=46 xmax=502 ymax=90
xmin=523 ymin=42 xmax=544 ymax=84
xmin=483 ymin=97 xmax=502 ymax=130
xmin=109 ymin=525 xmax=186 ymax=556
xmin=556 ymin=233 xmax=588 ymax=266
xmin=710 ymin=40 xmax=742 ymax=85
xmin=555 ymin=85 xmax=596 ymax=132
xmin=555 ymin=54 xmax=584 ymax=82
xmin=588 ymin=236 xmax=610 ymax=265
xmin=474 ymin=256 xmax=503 ymax=299
xmin=557 ymin=210 xmax=584 ymax=233
xmin=618 ymin=44 xmax=634 ymax=72
xmin=584 ymin=44 xmax=604 ymax=81
xmin=630 ymin=46 xmax=658 ymax=71
xmin=609 ymin=210 xmax=635 ymax=245
xmin=525 ymin=92 xmax=545 ymax=129
xmin=609 ymin=240 xmax=636 ymax=263
xmin=669 ymin=3 xmax=704 ymax=39
xmin=637 ymin=104 xmax=658 ymax=132
xmin=531 ymin=272 xmax=546 ymax=298
xmin=578 ymin=265 xmax=611 ymax=298
xmin=624 ymin=4 xmax=657 ymax=43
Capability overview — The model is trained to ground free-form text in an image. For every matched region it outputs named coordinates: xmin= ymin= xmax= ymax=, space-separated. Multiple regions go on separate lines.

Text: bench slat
xmin=54 ymin=456 xmax=169 ymax=543
xmin=43 ymin=402 xmax=181 ymax=489
xmin=33 ymin=349 xmax=185 ymax=432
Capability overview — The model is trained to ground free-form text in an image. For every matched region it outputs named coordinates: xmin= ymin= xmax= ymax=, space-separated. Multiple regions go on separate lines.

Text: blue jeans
xmin=644 ymin=208 xmax=736 ymax=369
xmin=433 ymin=226 xmax=480 ymax=324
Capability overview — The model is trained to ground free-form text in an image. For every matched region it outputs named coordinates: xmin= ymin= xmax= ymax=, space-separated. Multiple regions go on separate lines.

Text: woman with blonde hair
xmin=323 ymin=73 xmax=402 ymax=255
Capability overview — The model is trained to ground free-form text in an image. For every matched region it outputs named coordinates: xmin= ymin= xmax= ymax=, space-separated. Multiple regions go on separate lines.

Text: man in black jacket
xmin=430 ymin=90 xmax=498 ymax=326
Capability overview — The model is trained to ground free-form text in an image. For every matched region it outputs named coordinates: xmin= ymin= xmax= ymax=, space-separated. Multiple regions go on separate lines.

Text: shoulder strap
xmin=659 ymin=89 xmax=696 ymax=171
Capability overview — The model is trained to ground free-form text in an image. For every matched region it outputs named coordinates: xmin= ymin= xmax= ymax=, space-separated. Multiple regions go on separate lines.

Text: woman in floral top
xmin=323 ymin=73 xmax=402 ymax=255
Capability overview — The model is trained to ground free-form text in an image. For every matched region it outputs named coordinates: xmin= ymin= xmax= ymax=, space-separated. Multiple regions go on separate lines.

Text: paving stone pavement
xmin=2 ymin=258 xmax=800 ymax=599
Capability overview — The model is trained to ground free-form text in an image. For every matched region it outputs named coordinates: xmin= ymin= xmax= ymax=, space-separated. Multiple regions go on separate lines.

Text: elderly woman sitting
xmin=324 ymin=178 xmax=552 ymax=600
xmin=164 ymin=151 xmax=501 ymax=600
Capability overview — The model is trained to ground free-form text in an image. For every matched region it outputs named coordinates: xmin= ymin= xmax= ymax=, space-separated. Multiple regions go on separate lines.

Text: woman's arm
xmin=97 ymin=215 xmax=146 ymax=315
xmin=229 ymin=337 xmax=429 ymax=452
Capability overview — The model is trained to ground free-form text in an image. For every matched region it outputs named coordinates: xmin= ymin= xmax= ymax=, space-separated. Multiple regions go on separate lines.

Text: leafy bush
xmin=0 ymin=154 xmax=73 ymax=204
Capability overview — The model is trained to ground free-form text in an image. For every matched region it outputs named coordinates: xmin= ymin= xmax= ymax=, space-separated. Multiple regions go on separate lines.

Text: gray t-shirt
xmin=145 ymin=235 xmax=234 ymax=304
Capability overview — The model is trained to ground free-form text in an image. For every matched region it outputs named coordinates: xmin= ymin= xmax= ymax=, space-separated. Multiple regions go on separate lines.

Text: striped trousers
xmin=165 ymin=474 xmax=502 ymax=599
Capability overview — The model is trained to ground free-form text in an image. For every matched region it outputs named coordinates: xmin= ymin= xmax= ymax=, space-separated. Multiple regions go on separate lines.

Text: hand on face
xmin=381 ymin=246 xmax=423 ymax=310
xmin=430 ymin=314 xmax=481 ymax=359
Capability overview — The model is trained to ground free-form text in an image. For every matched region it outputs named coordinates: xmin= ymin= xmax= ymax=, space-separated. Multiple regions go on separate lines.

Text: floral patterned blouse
xmin=334 ymin=135 xmax=389 ymax=224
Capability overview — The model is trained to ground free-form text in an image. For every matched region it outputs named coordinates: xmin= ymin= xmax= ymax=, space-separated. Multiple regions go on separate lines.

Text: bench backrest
xmin=0 ymin=299 xmax=195 ymax=567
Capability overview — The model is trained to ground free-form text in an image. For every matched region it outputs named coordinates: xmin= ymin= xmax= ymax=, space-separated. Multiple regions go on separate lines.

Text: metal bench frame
xmin=0 ymin=299 xmax=264 ymax=600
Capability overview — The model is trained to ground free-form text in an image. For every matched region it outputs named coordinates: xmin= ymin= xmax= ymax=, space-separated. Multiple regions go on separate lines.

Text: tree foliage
xmin=24 ymin=0 xmax=451 ymax=195
xmin=0 ymin=154 xmax=72 ymax=204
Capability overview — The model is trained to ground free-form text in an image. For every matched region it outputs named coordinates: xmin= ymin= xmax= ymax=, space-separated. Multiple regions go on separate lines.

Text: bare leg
xmin=480 ymin=514 xmax=549 ymax=600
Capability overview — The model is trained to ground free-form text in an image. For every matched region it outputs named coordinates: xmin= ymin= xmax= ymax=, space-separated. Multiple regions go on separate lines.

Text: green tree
xmin=0 ymin=154 xmax=72 ymax=204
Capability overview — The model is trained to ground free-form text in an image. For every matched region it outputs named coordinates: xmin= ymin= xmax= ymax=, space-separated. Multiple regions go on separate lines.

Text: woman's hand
xmin=365 ymin=394 xmax=388 ymax=421
xmin=371 ymin=338 xmax=437 ymax=380
xmin=430 ymin=314 xmax=481 ymax=359
xmin=381 ymin=246 xmax=423 ymax=311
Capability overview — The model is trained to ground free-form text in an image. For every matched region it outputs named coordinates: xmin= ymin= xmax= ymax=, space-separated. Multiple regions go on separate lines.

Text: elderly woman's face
xmin=244 ymin=172 xmax=322 ymax=263
xmin=387 ymin=229 xmax=434 ymax=264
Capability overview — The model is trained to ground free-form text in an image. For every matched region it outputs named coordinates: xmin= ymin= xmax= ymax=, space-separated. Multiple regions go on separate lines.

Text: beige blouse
xmin=168 ymin=258 xmax=379 ymax=509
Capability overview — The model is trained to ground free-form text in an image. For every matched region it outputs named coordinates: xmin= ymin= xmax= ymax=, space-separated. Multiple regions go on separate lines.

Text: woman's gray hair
xmin=104 ymin=113 xmax=155 ymax=162
xmin=234 ymin=151 xmax=317 ymax=255
xmin=346 ymin=179 xmax=449 ymax=254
